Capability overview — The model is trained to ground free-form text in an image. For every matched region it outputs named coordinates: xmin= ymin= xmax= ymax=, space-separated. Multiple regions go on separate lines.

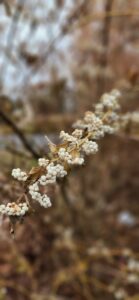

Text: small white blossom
xmin=29 ymin=188 xmax=51 ymax=208
xmin=85 ymin=113 xmax=103 ymax=130
xmin=58 ymin=148 xmax=72 ymax=162
xmin=100 ymin=90 xmax=120 ymax=110
xmin=29 ymin=183 xmax=42 ymax=201
xmin=127 ymin=258 xmax=139 ymax=272
xmin=53 ymin=164 xmax=67 ymax=178
xmin=39 ymin=162 xmax=67 ymax=186
xmin=82 ymin=140 xmax=98 ymax=155
xmin=114 ymin=289 xmax=127 ymax=300
xmin=69 ymin=157 xmax=84 ymax=165
xmin=12 ymin=168 xmax=27 ymax=182
xmin=58 ymin=148 xmax=84 ymax=165
xmin=29 ymin=190 xmax=42 ymax=201
xmin=74 ymin=116 xmax=103 ymax=135
xmin=73 ymin=120 xmax=87 ymax=130
xmin=39 ymin=195 xmax=52 ymax=208
xmin=84 ymin=112 xmax=99 ymax=124
xmin=102 ymin=125 xmax=115 ymax=134
xmin=28 ymin=183 xmax=51 ymax=208
xmin=72 ymin=129 xmax=83 ymax=139
xmin=0 ymin=202 xmax=29 ymax=217
xmin=38 ymin=158 xmax=49 ymax=167
xmin=29 ymin=182 xmax=39 ymax=192
xmin=92 ymin=128 xmax=105 ymax=139
xmin=39 ymin=175 xmax=48 ymax=185
xmin=107 ymin=112 xmax=119 ymax=122
xmin=60 ymin=130 xmax=77 ymax=143
xmin=95 ymin=103 xmax=103 ymax=114
xmin=42 ymin=174 xmax=56 ymax=184
xmin=127 ymin=274 xmax=139 ymax=283
xmin=0 ymin=204 xmax=6 ymax=214
xmin=47 ymin=163 xmax=67 ymax=178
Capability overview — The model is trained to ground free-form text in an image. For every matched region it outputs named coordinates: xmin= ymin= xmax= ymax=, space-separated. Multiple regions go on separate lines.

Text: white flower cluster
xmin=74 ymin=89 xmax=121 ymax=139
xmin=58 ymin=147 xmax=72 ymax=163
xmin=12 ymin=168 xmax=27 ymax=182
xmin=38 ymin=158 xmax=49 ymax=167
xmin=29 ymin=184 xmax=41 ymax=200
xmin=28 ymin=162 xmax=67 ymax=207
xmin=98 ymin=89 xmax=121 ymax=111
xmin=69 ymin=157 xmax=84 ymax=165
xmin=39 ymin=174 xmax=55 ymax=185
xmin=84 ymin=112 xmax=102 ymax=127
xmin=82 ymin=140 xmax=98 ymax=155
xmin=29 ymin=182 xmax=51 ymax=208
xmin=127 ymin=274 xmax=139 ymax=284
xmin=94 ymin=90 xmax=121 ymax=136
xmin=58 ymin=146 xmax=84 ymax=165
xmin=127 ymin=258 xmax=139 ymax=272
xmin=74 ymin=114 xmax=104 ymax=140
xmin=47 ymin=163 xmax=67 ymax=179
xmin=72 ymin=129 xmax=83 ymax=139
xmin=102 ymin=125 xmax=115 ymax=134
xmin=60 ymin=129 xmax=83 ymax=143
xmin=40 ymin=163 xmax=67 ymax=184
xmin=74 ymin=112 xmax=103 ymax=134
xmin=40 ymin=195 xmax=52 ymax=208
xmin=106 ymin=112 xmax=119 ymax=122
xmin=114 ymin=288 xmax=127 ymax=300
xmin=58 ymin=132 xmax=85 ymax=165
xmin=0 ymin=202 xmax=29 ymax=216
xmin=60 ymin=130 xmax=77 ymax=143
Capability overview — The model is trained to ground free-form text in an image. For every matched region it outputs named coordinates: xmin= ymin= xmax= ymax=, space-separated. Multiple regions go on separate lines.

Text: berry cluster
xmin=0 ymin=89 xmax=122 ymax=219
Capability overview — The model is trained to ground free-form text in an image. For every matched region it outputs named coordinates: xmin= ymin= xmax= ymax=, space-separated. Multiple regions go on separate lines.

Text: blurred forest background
xmin=0 ymin=0 xmax=139 ymax=299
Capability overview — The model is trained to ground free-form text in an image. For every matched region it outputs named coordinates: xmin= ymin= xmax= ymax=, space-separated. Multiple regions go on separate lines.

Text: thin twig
xmin=96 ymin=0 xmax=114 ymax=98
xmin=0 ymin=109 xmax=40 ymax=159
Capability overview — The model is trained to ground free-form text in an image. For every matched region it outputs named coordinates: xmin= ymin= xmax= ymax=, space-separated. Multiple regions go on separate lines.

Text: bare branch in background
xmin=0 ymin=0 xmax=12 ymax=15
xmin=0 ymin=108 xmax=40 ymax=159
xmin=96 ymin=0 xmax=114 ymax=98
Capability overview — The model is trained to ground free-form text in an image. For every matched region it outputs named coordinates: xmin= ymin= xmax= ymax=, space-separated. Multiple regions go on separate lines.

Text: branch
xmin=0 ymin=109 xmax=40 ymax=159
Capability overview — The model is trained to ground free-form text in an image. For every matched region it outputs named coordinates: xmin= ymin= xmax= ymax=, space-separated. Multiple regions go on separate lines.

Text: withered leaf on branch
xmin=45 ymin=135 xmax=67 ymax=155
xmin=26 ymin=167 xmax=45 ymax=184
